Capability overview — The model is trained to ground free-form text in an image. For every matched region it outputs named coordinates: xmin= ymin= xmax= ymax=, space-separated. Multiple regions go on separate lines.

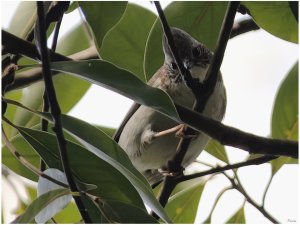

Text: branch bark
xmin=176 ymin=104 xmax=298 ymax=158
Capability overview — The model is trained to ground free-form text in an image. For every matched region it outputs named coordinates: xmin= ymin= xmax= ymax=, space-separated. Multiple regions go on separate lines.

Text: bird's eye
xmin=171 ymin=62 xmax=178 ymax=70
xmin=192 ymin=46 xmax=202 ymax=57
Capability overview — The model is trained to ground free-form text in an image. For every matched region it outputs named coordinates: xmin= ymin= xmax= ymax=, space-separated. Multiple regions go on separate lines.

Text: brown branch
xmin=154 ymin=1 xmax=241 ymax=216
xmin=176 ymin=155 xmax=277 ymax=183
xmin=225 ymin=173 xmax=279 ymax=223
xmin=176 ymin=103 xmax=298 ymax=158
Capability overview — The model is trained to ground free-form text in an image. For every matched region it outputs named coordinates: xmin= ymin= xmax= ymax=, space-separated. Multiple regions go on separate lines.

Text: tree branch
xmin=176 ymin=155 xmax=277 ymax=183
xmin=154 ymin=1 xmax=241 ymax=214
xmin=176 ymin=103 xmax=298 ymax=158
xmin=230 ymin=18 xmax=260 ymax=39
xmin=225 ymin=173 xmax=279 ymax=223
xmin=40 ymin=2 xmax=66 ymax=172
xmin=35 ymin=2 xmax=91 ymax=223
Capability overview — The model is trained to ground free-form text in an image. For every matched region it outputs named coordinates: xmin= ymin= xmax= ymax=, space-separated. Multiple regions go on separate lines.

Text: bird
xmin=114 ymin=27 xmax=226 ymax=183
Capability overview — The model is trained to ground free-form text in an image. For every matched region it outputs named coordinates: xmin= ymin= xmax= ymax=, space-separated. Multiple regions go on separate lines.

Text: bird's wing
xmin=113 ymin=102 xmax=141 ymax=142
xmin=113 ymin=66 xmax=165 ymax=142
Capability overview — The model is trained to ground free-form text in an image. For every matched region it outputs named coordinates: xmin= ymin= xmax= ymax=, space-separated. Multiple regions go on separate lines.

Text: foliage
xmin=1 ymin=1 xmax=298 ymax=224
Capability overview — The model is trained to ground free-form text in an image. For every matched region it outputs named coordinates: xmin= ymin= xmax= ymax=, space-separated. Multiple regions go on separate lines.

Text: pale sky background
xmin=1 ymin=1 xmax=299 ymax=224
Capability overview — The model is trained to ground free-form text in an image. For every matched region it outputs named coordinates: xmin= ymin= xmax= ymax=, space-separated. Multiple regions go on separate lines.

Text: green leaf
xmin=144 ymin=1 xmax=228 ymax=80
xmin=50 ymin=60 xmax=179 ymax=120
xmin=53 ymin=202 xmax=81 ymax=223
xmin=78 ymin=1 xmax=128 ymax=49
xmin=271 ymin=62 xmax=298 ymax=174
xmin=205 ymin=139 xmax=229 ymax=163
xmin=95 ymin=125 xmax=116 ymax=137
xmin=2 ymin=133 xmax=40 ymax=181
xmin=101 ymin=3 xmax=156 ymax=81
xmin=165 ymin=182 xmax=205 ymax=223
xmin=225 ymin=206 xmax=246 ymax=223
xmin=243 ymin=1 xmax=298 ymax=43
xmin=16 ymin=188 xmax=70 ymax=223
xmin=100 ymin=200 xmax=158 ymax=223
xmin=6 ymin=1 xmax=36 ymax=38
xmin=3 ymin=89 xmax=23 ymax=138
xmin=16 ymin=127 xmax=145 ymax=208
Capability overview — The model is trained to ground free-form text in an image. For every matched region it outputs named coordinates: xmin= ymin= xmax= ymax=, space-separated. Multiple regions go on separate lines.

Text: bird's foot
xmin=175 ymin=125 xmax=197 ymax=139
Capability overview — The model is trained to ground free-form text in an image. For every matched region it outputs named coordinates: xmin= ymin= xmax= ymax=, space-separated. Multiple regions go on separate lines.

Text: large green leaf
xmin=99 ymin=200 xmax=158 ymax=223
xmin=165 ymin=182 xmax=205 ymax=223
xmin=16 ymin=127 xmax=145 ymax=208
xmin=144 ymin=1 xmax=228 ymax=80
xmin=205 ymin=139 xmax=229 ymax=164
xmin=50 ymin=60 xmax=179 ymax=120
xmin=3 ymin=89 xmax=23 ymax=138
xmin=271 ymin=62 xmax=298 ymax=174
xmin=101 ymin=3 xmax=156 ymax=81
xmin=78 ymin=1 xmax=127 ymax=50
xmin=2 ymin=133 xmax=40 ymax=181
xmin=53 ymin=201 xmax=81 ymax=223
xmin=243 ymin=1 xmax=298 ymax=43
xmin=6 ymin=1 xmax=36 ymax=38
xmin=225 ymin=206 xmax=246 ymax=223
xmin=16 ymin=188 xmax=70 ymax=223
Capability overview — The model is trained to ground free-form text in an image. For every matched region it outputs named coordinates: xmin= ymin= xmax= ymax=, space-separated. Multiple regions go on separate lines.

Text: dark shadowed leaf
xmin=243 ymin=1 xmax=298 ymax=43
xmin=101 ymin=3 xmax=156 ymax=81
xmin=16 ymin=127 xmax=145 ymax=208
xmin=50 ymin=60 xmax=179 ymax=120
xmin=271 ymin=62 xmax=298 ymax=174
xmin=144 ymin=1 xmax=228 ymax=80
xmin=165 ymin=182 xmax=205 ymax=223
xmin=99 ymin=200 xmax=158 ymax=223
xmin=78 ymin=1 xmax=127 ymax=49
xmin=56 ymin=114 xmax=171 ymax=222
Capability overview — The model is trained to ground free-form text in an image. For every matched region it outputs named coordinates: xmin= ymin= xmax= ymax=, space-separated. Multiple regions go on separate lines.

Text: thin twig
xmin=35 ymin=2 xmax=91 ymax=223
xmin=225 ymin=173 xmax=279 ymax=223
xmin=262 ymin=175 xmax=273 ymax=207
xmin=176 ymin=155 xmax=277 ymax=183
xmin=202 ymin=187 xmax=233 ymax=222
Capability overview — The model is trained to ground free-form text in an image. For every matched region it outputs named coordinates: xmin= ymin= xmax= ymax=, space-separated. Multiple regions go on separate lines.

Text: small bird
xmin=115 ymin=27 xmax=226 ymax=183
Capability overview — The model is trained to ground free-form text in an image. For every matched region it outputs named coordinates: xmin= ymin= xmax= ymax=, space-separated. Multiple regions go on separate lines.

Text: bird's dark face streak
xmin=162 ymin=27 xmax=213 ymax=83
